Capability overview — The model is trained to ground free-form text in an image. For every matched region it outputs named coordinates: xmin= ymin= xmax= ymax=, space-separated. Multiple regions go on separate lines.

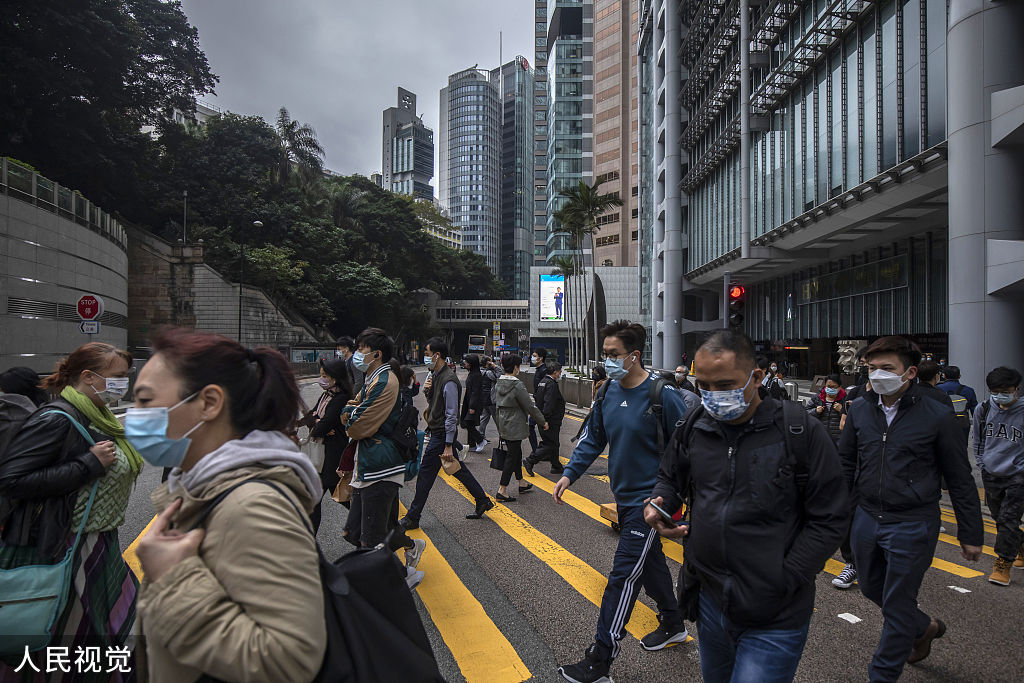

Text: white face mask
xmin=869 ymin=368 xmax=909 ymax=396
xmin=91 ymin=373 xmax=130 ymax=404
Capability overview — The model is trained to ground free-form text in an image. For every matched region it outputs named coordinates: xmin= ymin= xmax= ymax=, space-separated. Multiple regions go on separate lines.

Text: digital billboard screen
xmin=539 ymin=274 xmax=565 ymax=322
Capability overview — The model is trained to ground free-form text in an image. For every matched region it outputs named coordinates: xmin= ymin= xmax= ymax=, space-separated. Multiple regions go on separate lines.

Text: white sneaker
xmin=405 ymin=538 xmax=426 ymax=571
xmin=832 ymin=564 xmax=857 ymax=589
xmin=474 ymin=439 xmax=489 ymax=453
xmin=406 ymin=566 xmax=424 ymax=590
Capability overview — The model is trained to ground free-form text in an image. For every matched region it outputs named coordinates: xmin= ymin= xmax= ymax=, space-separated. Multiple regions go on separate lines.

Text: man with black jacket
xmin=527 ymin=348 xmax=549 ymax=459
xmin=477 ymin=357 xmax=500 ymax=444
xmin=526 ymin=362 xmax=565 ymax=476
xmin=647 ymin=330 xmax=849 ymax=683
xmin=839 ymin=336 xmax=983 ymax=681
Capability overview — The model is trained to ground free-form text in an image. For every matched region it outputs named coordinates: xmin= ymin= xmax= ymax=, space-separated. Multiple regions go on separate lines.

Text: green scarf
xmin=60 ymin=386 xmax=143 ymax=474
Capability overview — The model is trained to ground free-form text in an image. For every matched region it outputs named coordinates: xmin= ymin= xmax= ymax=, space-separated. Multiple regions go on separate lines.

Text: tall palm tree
xmin=557 ymin=180 xmax=623 ymax=364
xmin=549 ymin=254 xmax=581 ymax=370
xmin=275 ymin=107 xmax=326 ymax=187
xmin=554 ymin=203 xmax=591 ymax=369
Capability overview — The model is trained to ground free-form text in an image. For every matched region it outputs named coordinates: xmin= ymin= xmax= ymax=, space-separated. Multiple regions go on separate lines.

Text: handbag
xmin=489 ymin=439 xmax=508 ymax=471
xmin=301 ymin=437 xmax=326 ymax=472
xmin=193 ymin=480 xmax=444 ymax=683
xmin=0 ymin=411 xmax=99 ymax=655
xmin=331 ymin=471 xmax=353 ymax=503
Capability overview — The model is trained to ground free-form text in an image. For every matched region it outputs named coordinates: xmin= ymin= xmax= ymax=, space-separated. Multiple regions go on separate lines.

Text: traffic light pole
xmin=722 ymin=271 xmax=730 ymax=329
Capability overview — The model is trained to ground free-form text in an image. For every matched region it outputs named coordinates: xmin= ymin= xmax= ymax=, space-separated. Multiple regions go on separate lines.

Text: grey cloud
xmin=181 ymin=0 xmax=533 ymax=181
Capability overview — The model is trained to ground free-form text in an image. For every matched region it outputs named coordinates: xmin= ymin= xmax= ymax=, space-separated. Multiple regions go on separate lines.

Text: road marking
xmin=123 ymin=515 xmax=157 ymax=580
xmin=940 ymin=508 xmax=997 ymax=534
xmin=938 ymin=532 xmax=997 ymax=557
xmin=520 ymin=468 xmax=686 ymax=567
xmin=397 ymin=503 xmax=531 ymax=683
xmin=948 ymin=585 xmax=972 ymax=593
xmin=838 ymin=613 xmax=862 ymax=624
xmin=437 ymin=470 xmax=664 ymax=641
xmin=930 ymin=556 xmax=984 ymax=578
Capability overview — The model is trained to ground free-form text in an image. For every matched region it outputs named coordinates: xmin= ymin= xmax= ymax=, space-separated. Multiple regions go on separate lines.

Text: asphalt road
xmin=118 ymin=369 xmax=1024 ymax=683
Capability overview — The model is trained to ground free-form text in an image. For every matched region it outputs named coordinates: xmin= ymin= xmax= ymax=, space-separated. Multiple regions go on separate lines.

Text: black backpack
xmin=944 ymin=385 xmax=972 ymax=429
xmin=572 ymin=375 xmax=675 ymax=456
xmin=193 ymin=479 xmax=443 ymax=683
xmin=388 ymin=393 xmax=420 ymax=462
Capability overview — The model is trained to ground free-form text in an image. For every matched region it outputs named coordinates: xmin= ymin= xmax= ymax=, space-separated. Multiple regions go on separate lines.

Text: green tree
xmin=556 ymin=180 xmax=623 ymax=363
xmin=550 ymin=255 xmax=582 ymax=370
xmin=0 ymin=0 xmax=217 ymax=211
xmin=274 ymin=107 xmax=325 ymax=187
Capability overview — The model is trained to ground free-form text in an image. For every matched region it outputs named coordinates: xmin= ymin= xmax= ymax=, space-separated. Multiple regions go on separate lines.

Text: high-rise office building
xmin=382 ymin=88 xmax=434 ymax=200
xmin=439 ymin=68 xmax=502 ymax=273
xmin=494 ymin=57 xmax=536 ymax=299
xmin=592 ymin=0 xmax=639 ymax=268
xmin=533 ymin=1 xmax=550 ymax=266
xmin=639 ymin=0 xmax=1024 ymax=382
xmin=546 ymin=0 xmax=595 ymax=264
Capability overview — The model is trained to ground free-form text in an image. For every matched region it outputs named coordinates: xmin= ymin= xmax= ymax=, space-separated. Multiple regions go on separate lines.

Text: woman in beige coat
xmin=132 ymin=328 xmax=326 ymax=683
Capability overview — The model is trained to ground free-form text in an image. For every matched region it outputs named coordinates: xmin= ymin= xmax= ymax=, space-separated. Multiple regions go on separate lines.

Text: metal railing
xmin=1 ymin=157 xmax=128 ymax=251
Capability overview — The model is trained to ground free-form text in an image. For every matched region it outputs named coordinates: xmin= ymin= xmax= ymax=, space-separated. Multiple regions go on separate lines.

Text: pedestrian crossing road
xmin=117 ymin=375 xmax=1024 ymax=682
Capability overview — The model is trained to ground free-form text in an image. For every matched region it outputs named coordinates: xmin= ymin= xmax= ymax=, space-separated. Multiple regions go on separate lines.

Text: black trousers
xmin=499 ymin=440 xmax=524 ymax=487
xmin=532 ymin=417 xmax=563 ymax=466
xmin=343 ymin=481 xmax=413 ymax=551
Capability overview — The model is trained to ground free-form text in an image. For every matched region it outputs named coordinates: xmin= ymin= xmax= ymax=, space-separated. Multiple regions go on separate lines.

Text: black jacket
xmin=532 ymin=364 xmax=549 ymax=398
xmin=461 ymin=369 xmax=483 ymax=422
xmin=480 ymin=366 xmax=498 ymax=404
xmin=536 ymin=376 xmax=566 ymax=423
xmin=807 ymin=396 xmax=844 ymax=444
xmin=309 ymin=388 xmax=352 ymax=489
xmin=0 ymin=398 xmax=107 ymax=559
xmin=652 ymin=398 xmax=849 ymax=629
xmin=917 ymin=382 xmax=954 ymax=410
xmin=837 ymin=383 xmax=983 ymax=545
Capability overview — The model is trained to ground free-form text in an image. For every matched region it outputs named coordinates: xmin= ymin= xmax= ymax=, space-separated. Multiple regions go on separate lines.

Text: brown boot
xmin=907 ymin=617 xmax=946 ymax=664
xmin=1013 ymin=545 xmax=1024 ymax=569
xmin=989 ymin=557 xmax=1013 ymax=585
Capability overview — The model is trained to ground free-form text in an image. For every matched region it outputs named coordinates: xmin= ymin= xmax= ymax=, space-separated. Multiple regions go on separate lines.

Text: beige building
xmin=592 ymin=0 xmax=639 ymax=268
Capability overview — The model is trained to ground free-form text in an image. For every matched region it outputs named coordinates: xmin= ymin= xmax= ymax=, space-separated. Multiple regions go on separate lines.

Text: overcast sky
xmin=180 ymin=0 xmax=533 ymax=182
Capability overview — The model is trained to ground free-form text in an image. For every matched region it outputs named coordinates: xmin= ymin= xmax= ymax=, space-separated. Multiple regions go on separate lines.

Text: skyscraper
xmin=382 ymin=88 xmax=434 ymax=200
xmin=494 ymin=56 xmax=536 ymax=299
xmin=534 ymin=2 xmax=551 ymax=266
xmin=439 ymin=68 xmax=502 ymax=273
xmin=592 ymin=0 xmax=639 ymax=268
xmin=545 ymin=0 xmax=595 ymax=264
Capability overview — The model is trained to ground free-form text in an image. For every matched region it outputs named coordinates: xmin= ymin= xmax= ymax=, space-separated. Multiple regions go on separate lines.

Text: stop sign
xmin=77 ymin=295 xmax=104 ymax=321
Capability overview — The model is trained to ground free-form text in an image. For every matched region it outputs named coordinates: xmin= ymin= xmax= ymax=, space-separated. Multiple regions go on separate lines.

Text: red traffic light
xmin=728 ymin=284 xmax=746 ymax=300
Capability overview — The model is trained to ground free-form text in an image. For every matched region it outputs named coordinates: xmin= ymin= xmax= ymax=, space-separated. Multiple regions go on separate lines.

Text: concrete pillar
xmin=651 ymin=0 xmax=666 ymax=366
xmin=947 ymin=0 xmax=1024 ymax=395
xmin=661 ymin=0 xmax=684 ymax=368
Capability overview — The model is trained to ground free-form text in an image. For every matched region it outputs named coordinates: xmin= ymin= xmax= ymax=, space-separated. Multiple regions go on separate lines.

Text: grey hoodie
xmin=973 ymin=398 xmax=1024 ymax=476
xmin=494 ymin=374 xmax=546 ymax=441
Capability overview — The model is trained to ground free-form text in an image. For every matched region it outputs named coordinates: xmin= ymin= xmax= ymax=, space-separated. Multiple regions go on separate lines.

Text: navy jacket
xmin=838 ymin=383 xmax=983 ymax=545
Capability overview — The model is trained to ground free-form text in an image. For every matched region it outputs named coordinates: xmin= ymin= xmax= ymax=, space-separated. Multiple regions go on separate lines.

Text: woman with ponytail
xmin=0 ymin=342 xmax=140 ymax=676
xmin=129 ymin=328 xmax=324 ymax=683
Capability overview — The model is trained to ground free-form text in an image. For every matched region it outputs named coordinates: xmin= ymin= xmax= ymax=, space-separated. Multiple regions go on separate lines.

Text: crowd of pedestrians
xmin=0 ymin=320 xmax=1020 ymax=683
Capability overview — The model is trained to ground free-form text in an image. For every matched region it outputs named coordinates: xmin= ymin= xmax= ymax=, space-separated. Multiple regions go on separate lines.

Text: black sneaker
xmin=398 ymin=516 xmax=420 ymax=531
xmin=558 ymin=644 xmax=612 ymax=683
xmin=640 ymin=615 xmax=688 ymax=651
xmin=550 ymin=464 xmax=565 ymax=475
xmin=523 ymin=458 xmax=535 ymax=477
xmin=466 ymin=498 xmax=495 ymax=519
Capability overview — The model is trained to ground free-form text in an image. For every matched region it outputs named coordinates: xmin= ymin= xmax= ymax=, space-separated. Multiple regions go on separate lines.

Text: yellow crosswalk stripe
xmin=397 ymin=503 xmax=531 ymax=683
xmin=122 ymin=515 xmax=156 ymax=580
xmin=940 ymin=508 xmax=998 ymax=534
xmin=938 ymin=532 xmax=997 ymax=558
xmin=437 ymin=470 xmax=662 ymax=641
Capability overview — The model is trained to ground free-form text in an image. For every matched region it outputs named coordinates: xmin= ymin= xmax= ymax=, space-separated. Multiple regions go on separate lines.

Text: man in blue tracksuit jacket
xmin=553 ymin=321 xmax=688 ymax=683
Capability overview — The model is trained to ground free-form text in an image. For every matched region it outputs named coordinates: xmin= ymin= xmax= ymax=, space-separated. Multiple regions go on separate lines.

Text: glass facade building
xmin=545 ymin=0 xmax=594 ymax=263
xmin=494 ymin=57 xmax=536 ymax=299
xmin=382 ymin=88 xmax=434 ymax=201
xmin=635 ymin=0 xmax=1024 ymax=378
xmin=439 ymin=68 xmax=503 ymax=273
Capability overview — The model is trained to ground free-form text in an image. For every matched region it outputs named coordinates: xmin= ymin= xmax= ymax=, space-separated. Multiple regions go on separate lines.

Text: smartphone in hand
xmin=649 ymin=501 xmax=688 ymax=527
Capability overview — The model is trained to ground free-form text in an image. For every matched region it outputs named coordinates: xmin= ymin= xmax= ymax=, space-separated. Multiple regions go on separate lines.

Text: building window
xmin=602 ymin=259 xmax=614 ymax=266
xmin=631 ymin=230 xmax=638 ymax=241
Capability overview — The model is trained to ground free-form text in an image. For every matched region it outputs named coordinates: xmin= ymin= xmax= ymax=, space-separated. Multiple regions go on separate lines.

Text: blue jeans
xmin=593 ymin=504 xmax=680 ymax=659
xmin=697 ymin=590 xmax=810 ymax=683
xmin=850 ymin=507 xmax=939 ymax=682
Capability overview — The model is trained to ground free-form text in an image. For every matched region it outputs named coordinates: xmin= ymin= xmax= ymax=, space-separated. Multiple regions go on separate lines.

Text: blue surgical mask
xmin=605 ymin=357 xmax=626 ymax=380
xmin=424 ymin=355 xmax=433 ymax=366
xmin=125 ymin=393 xmax=202 ymax=468
xmin=352 ymin=350 xmax=372 ymax=372
xmin=700 ymin=370 xmax=757 ymax=422
xmin=825 ymin=387 xmax=839 ymax=397
xmin=991 ymin=392 xmax=1017 ymax=406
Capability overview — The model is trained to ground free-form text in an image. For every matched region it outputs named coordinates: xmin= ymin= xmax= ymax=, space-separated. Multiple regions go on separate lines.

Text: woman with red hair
xmin=0 ymin=342 xmax=140 ymax=677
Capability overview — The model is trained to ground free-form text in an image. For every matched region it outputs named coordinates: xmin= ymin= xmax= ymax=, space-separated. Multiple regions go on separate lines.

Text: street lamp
xmin=239 ymin=220 xmax=263 ymax=342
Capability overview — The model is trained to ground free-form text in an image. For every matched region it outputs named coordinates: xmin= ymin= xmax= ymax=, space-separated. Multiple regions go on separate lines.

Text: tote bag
xmin=0 ymin=411 xmax=100 ymax=654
